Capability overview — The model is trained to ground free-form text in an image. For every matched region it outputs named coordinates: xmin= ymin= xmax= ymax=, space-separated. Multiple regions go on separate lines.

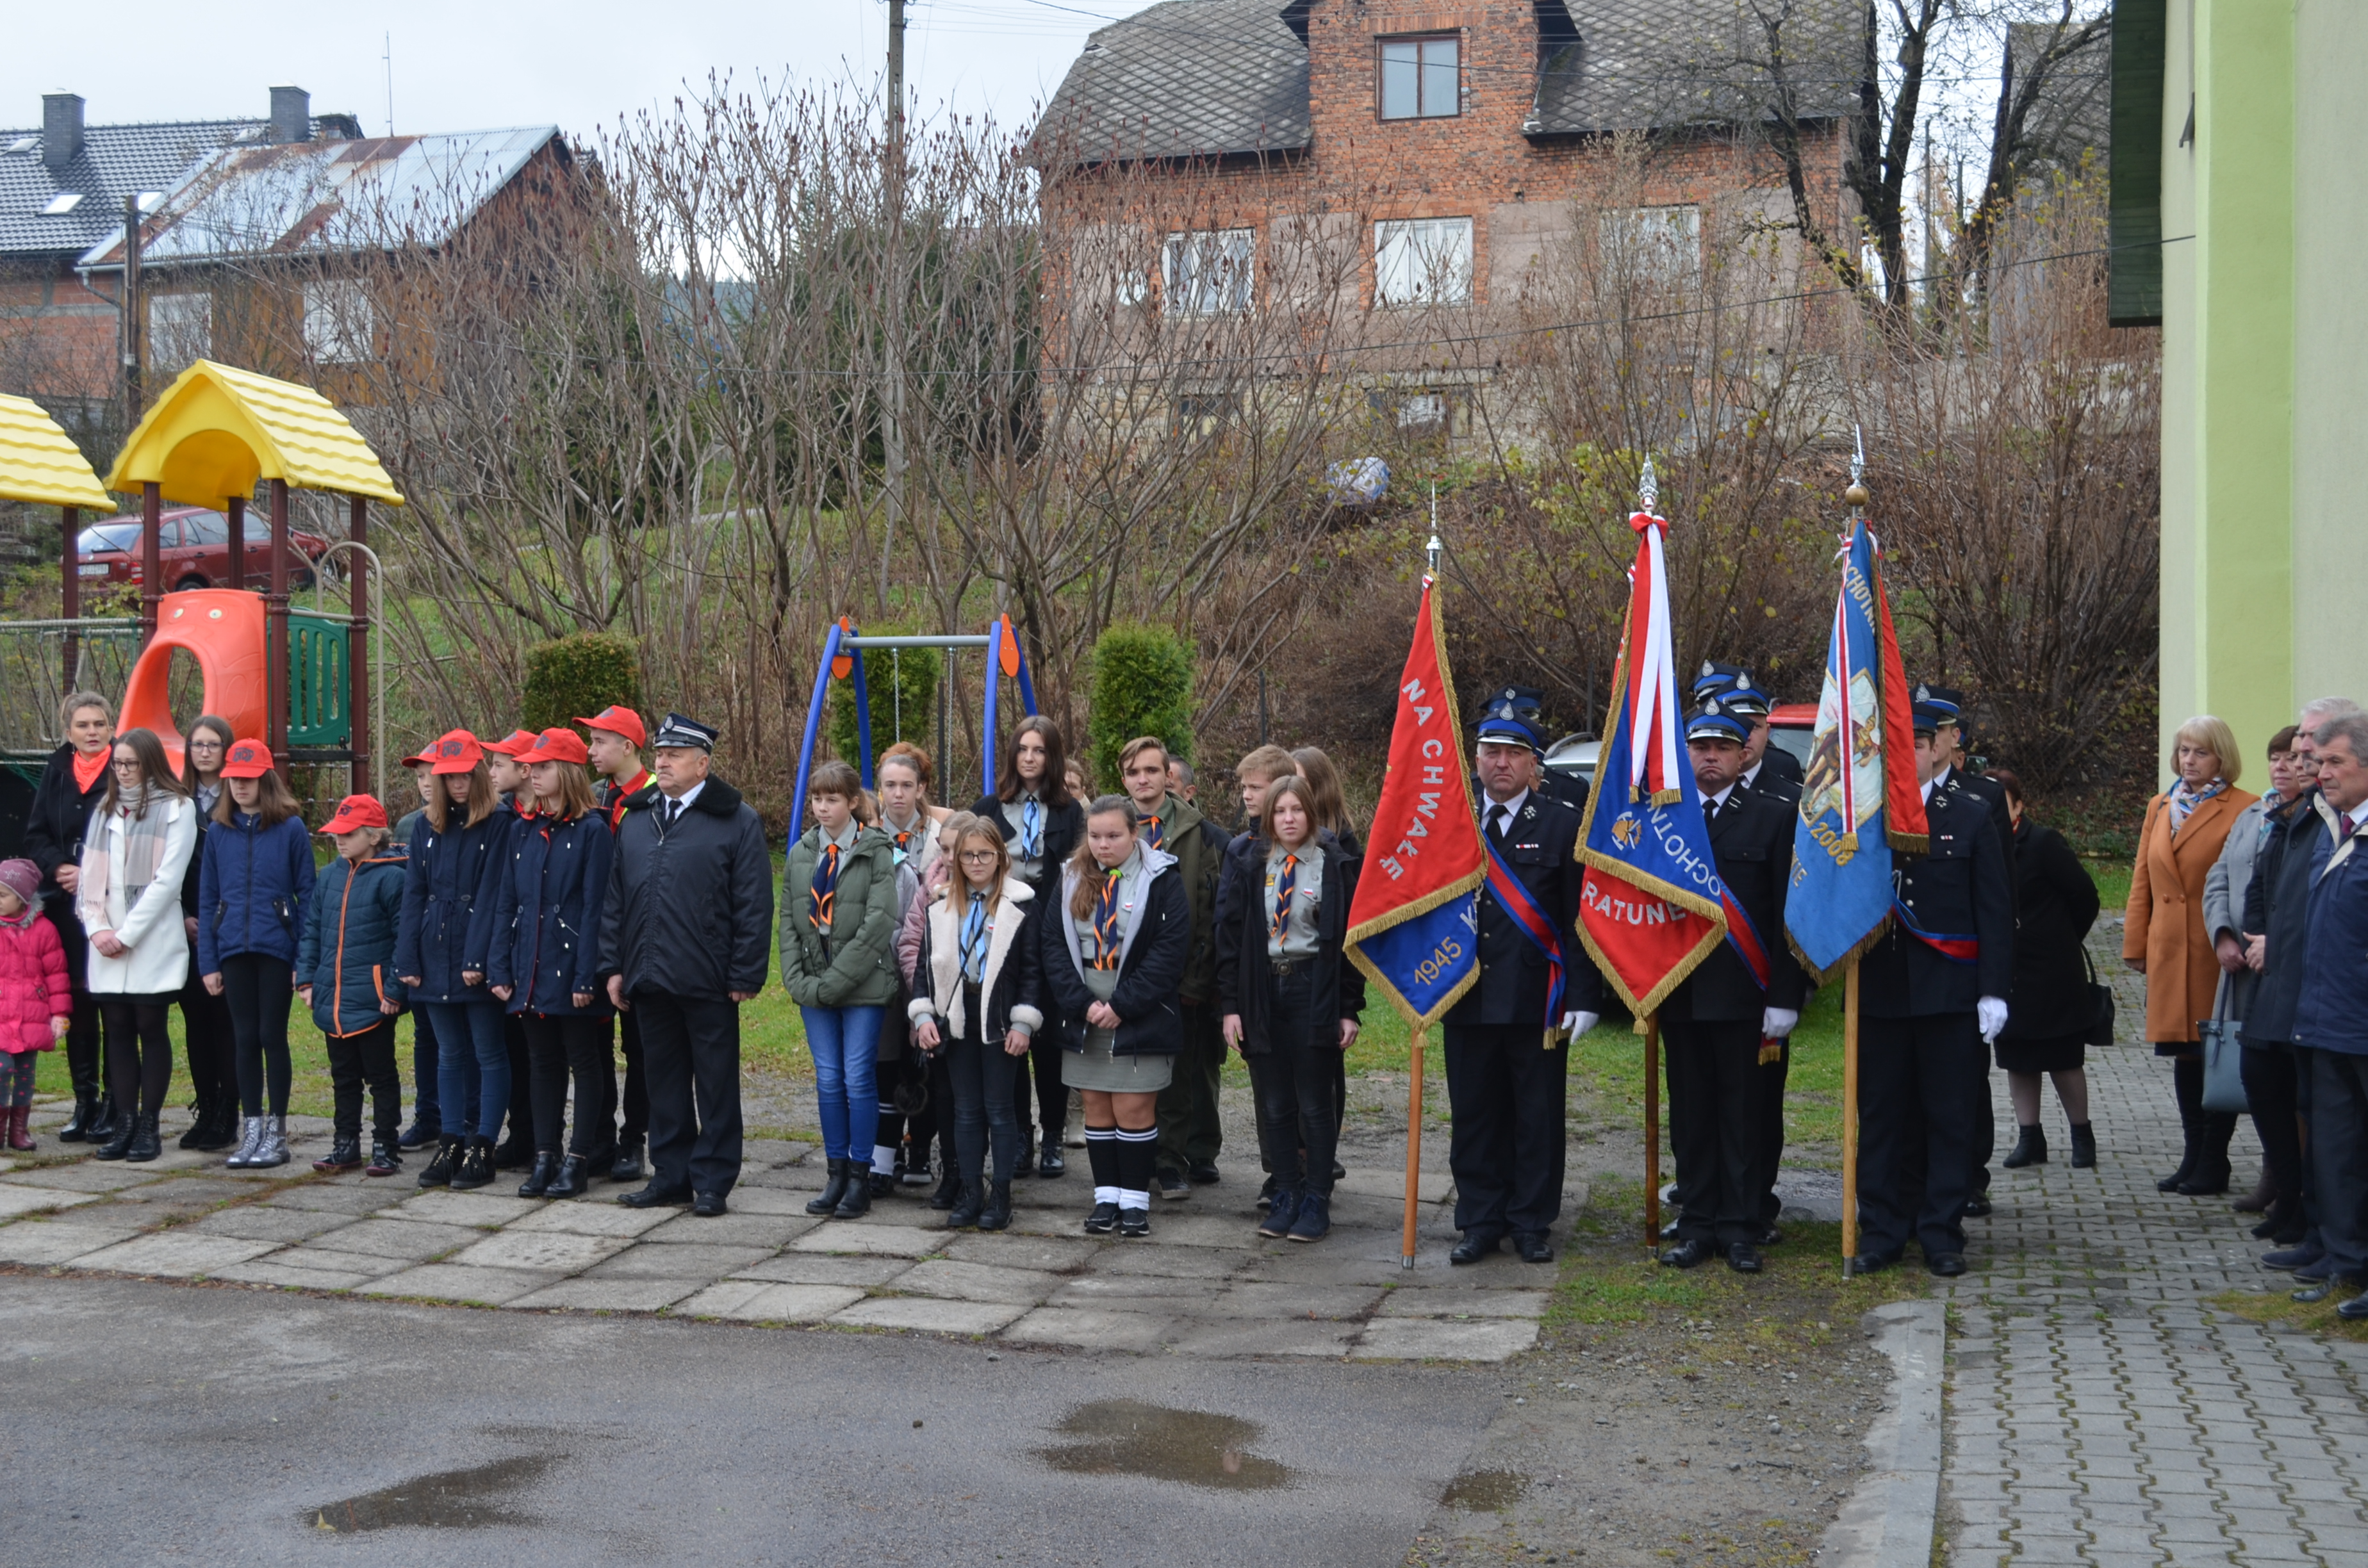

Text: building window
xmin=1374 ymin=217 xmax=1474 ymax=307
xmin=1162 ymin=229 xmax=1255 ymax=315
xmin=149 ymin=291 xmax=213 ymax=365
xmin=1369 ymin=385 xmax=1467 ymax=437
xmin=302 ymin=279 xmax=376 ymax=364
xmin=1174 ymin=393 xmax=1238 ymax=439
xmin=1379 ymin=36 xmax=1459 ymax=120
xmin=1599 ymin=205 xmax=1702 ymax=288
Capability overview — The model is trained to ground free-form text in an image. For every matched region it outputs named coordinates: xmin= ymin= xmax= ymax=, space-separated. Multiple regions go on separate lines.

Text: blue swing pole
xmin=981 ymin=617 xmax=1002 ymax=799
xmin=848 ymin=627 xmax=875 ymax=788
xmin=791 ymin=619 xmax=844 ymax=836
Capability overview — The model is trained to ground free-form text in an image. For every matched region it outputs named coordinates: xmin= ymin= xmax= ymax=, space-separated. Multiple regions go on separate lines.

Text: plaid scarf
xmin=78 ymin=786 xmax=176 ymax=932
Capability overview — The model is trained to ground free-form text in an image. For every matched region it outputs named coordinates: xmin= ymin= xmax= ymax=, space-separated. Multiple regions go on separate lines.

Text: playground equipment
xmin=789 ymin=614 xmax=1038 ymax=833
xmin=97 ymin=360 xmax=403 ymax=788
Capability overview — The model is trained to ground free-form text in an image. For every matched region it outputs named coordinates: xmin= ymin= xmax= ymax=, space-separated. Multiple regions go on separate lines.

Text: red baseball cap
xmin=484 ymin=728 xmax=539 ymax=758
xmin=425 ymin=729 xmax=486 ymax=774
xmin=526 ymin=727 xmax=591 ymax=766
xmin=320 ymin=794 xmax=389 ymax=834
xmin=220 ymin=739 xmax=275 ymax=780
xmin=575 ymin=705 xmax=647 ymax=749
xmin=399 ymin=744 xmax=432 ymax=767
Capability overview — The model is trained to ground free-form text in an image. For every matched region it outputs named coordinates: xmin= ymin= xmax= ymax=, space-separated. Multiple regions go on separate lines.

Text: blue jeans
xmin=803 ymin=1005 xmax=884 ymax=1164
xmin=427 ymin=1000 xmax=509 ymax=1140
xmin=410 ymin=1005 xmax=475 ymax=1131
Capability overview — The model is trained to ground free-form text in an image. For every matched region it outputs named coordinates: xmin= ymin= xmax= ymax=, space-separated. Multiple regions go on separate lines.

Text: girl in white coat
xmin=79 ymin=728 xmax=197 ymax=1163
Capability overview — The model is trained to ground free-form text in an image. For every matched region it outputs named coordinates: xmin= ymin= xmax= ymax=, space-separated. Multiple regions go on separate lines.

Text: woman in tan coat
xmin=2125 ymin=715 xmax=2257 ymax=1196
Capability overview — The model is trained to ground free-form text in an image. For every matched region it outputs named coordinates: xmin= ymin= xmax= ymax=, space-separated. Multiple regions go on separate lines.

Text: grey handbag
xmin=2199 ymin=979 xmax=2248 ymax=1115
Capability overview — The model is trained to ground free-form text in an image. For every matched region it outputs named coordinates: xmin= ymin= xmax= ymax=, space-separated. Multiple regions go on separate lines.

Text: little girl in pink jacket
xmin=0 ymin=858 xmax=72 ymax=1151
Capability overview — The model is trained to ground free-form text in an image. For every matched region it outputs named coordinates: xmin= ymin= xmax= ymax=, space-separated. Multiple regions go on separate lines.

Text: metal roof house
xmin=0 ymin=86 xmax=361 ymax=409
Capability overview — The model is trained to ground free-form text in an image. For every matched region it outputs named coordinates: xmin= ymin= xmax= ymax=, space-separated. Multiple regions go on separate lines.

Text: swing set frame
xmin=789 ymin=613 xmax=1039 ymax=832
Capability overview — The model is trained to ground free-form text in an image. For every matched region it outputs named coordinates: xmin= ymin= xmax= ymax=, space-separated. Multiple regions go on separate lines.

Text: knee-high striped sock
xmin=1115 ymin=1126 xmax=1160 ymax=1212
xmin=1085 ymin=1124 xmax=1119 ymax=1206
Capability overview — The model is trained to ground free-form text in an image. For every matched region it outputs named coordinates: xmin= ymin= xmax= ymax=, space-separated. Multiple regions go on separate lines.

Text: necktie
xmin=892 ymin=826 xmax=914 ymax=865
xmin=1090 ymin=868 xmax=1125 ymax=969
xmin=809 ymin=842 xmax=841 ymax=933
xmin=1019 ymin=799 xmax=1043 ymax=860
xmin=1488 ymin=804 xmax=1509 ymax=846
xmin=664 ymin=799 xmax=682 ymax=831
xmin=960 ymin=893 xmax=990 ymax=983
xmin=1270 ymin=853 xmax=1298 ymax=942
xmin=1141 ymin=812 xmax=1164 ymax=852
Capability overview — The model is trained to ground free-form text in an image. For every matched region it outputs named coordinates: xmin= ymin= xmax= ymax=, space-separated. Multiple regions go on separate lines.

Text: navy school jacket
xmin=480 ymin=808 xmax=616 ymax=1017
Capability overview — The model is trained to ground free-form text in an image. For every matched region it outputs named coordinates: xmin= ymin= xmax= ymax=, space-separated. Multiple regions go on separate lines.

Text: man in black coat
xmin=1853 ymin=698 xmax=2016 ymax=1277
xmin=1917 ymin=683 xmax=2015 ymax=1217
xmin=1694 ymin=664 xmax=1803 ymax=796
xmin=1445 ymin=697 xmax=1606 ymax=1266
xmin=1658 ymin=706 xmax=1807 ymax=1274
xmin=600 ymin=714 xmax=774 ymax=1216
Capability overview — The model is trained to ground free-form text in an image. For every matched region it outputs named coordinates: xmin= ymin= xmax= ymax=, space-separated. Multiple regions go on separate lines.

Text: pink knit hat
xmin=0 ymin=858 xmax=40 ymax=907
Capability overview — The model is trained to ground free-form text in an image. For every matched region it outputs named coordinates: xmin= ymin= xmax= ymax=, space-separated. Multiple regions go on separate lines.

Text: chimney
xmin=268 ymin=85 xmax=311 ymax=145
xmin=42 ymin=92 xmax=84 ymax=170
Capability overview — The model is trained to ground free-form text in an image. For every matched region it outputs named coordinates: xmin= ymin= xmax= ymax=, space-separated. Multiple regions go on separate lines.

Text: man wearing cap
xmin=1850 ymin=696 xmax=2014 ymax=1277
xmin=1479 ymin=686 xmax=1587 ymax=813
xmin=1693 ymin=663 xmax=1803 ymax=798
xmin=1443 ymin=694 xmax=1605 ymax=1266
xmin=1914 ymin=682 xmax=2015 ymax=1218
xmin=600 ymin=713 xmax=773 ymax=1214
xmin=1657 ymin=704 xmax=1806 ymax=1274
xmin=582 ymin=705 xmax=654 ymax=1183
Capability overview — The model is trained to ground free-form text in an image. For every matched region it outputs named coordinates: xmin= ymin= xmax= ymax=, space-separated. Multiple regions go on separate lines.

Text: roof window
xmin=1380 ymin=36 xmax=1459 ymax=120
xmin=42 ymin=192 xmax=84 ymax=215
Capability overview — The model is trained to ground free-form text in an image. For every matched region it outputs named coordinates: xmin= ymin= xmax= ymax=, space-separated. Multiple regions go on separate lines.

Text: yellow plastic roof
xmin=104 ymin=359 xmax=406 ymax=509
xmin=0 ymin=394 xmax=114 ymax=511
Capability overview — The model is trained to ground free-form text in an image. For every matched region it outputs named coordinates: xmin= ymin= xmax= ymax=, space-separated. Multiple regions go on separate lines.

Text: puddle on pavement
xmin=1442 ymin=1469 xmax=1529 ymax=1511
xmin=1036 ymin=1400 xmax=1292 ymax=1490
xmin=305 ymin=1453 xmax=552 ymax=1533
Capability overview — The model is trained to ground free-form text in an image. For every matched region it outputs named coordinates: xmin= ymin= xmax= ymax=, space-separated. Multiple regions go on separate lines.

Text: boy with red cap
xmin=581 ymin=705 xmax=653 ymax=1181
xmin=298 ymin=796 xmax=409 ymax=1176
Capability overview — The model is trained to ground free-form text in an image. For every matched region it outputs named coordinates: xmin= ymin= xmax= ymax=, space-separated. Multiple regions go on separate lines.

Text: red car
xmin=1768 ymin=701 xmax=1818 ymax=769
xmin=76 ymin=506 xmax=330 ymax=592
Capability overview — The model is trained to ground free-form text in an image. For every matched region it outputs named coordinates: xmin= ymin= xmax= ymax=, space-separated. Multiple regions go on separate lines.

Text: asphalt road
xmin=2 ymin=1273 xmax=1509 ymax=1565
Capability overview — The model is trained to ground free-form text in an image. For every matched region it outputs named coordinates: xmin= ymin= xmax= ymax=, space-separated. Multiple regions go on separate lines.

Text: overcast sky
xmin=5 ymin=0 xmax=1101 ymax=143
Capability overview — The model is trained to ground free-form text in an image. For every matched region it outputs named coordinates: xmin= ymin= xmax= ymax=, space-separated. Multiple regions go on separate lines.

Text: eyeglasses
xmin=110 ymin=758 xmax=141 ymax=772
xmin=188 ymin=738 xmax=224 ymax=751
xmin=958 ymin=849 xmax=999 ymax=863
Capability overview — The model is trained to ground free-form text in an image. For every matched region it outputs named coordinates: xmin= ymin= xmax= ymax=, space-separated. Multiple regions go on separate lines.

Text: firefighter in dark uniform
xmin=1852 ymin=694 xmax=2016 ymax=1277
xmin=1444 ymin=696 xmax=1606 ymax=1265
xmin=1915 ymin=682 xmax=2015 ymax=1219
xmin=1685 ymin=664 xmax=1804 ymax=1243
xmin=1658 ymin=703 xmax=1807 ymax=1274
xmin=1476 ymin=685 xmax=1590 ymax=813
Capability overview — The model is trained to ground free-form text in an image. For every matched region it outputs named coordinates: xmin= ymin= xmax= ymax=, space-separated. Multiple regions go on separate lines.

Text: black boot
xmin=417 ymin=1136 xmax=463 ymax=1188
xmin=948 ymin=1179 xmax=983 ymax=1229
xmin=2003 ymin=1125 xmax=2048 ymax=1168
xmin=978 ymin=1180 xmax=1013 ymax=1232
xmin=931 ymin=1166 xmax=962 ymax=1211
xmin=492 ymin=1132 xmax=532 ymax=1171
xmin=2068 ymin=1122 xmax=2096 ymax=1169
xmin=518 ymin=1150 xmax=561 ymax=1197
xmin=2159 ymin=1058 xmax=2203 ymax=1191
xmin=85 ymin=1094 xmax=120 ymax=1146
xmin=834 ymin=1163 xmax=874 ymax=1219
xmin=807 ymin=1157 xmax=850 ymax=1216
xmin=547 ymin=1153 xmax=594 ymax=1198
xmin=193 ymin=1098 xmax=239 ymax=1151
xmin=58 ymin=1091 xmax=100 ymax=1143
xmin=2180 ymin=1114 xmax=2237 ymax=1195
xmin=451 ymin=1136 xmax=496 ymax=1191
xmin=124 ymin=1112 xmax=163 ymax=1163
xmin=609 ymin=1138 xmax=645 ymax=1184
xmin=92 ymin=1101 xmax=138 ymax=1161
xmin=178 ymin=1093 xmax=214 ymax=1150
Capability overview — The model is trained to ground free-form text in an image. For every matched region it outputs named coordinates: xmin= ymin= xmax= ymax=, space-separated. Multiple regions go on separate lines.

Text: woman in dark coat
xmin=1215 ymin=775 xmax=1366 ymax=1243
xmin=971 ymin=715 xmax=1086 ymax=1172
xmin=17 ymin=692 xmax=115 ymax=1141
xmin=176 ymin=715 xmax=239 ymax=1150
xmin=1990 ymin=770 xmax=2103 ymax=1168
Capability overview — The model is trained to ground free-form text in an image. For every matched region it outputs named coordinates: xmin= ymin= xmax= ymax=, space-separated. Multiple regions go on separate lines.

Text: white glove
xmin=1977 ymin=996 xmax=2009 ymax=1045
xmin=1560 ymin=1011 xmax=1600 ymax=1038
xmin=1761 ymin=1008 xmax=1799 ymax=1040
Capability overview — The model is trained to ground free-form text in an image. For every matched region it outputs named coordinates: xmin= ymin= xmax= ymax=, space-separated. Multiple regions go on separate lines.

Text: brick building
xmin=1035 ymin=0 xmax=1864 ymax=419
xmin=0 ymin=88 xmax=361 ymax=419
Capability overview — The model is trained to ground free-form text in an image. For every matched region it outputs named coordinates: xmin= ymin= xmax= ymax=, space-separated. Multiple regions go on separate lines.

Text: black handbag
xmin=2082 ymin=949 xmax=2116 ymax=1047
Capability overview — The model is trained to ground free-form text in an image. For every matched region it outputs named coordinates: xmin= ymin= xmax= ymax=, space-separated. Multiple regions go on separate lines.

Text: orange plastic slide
xmin=116 ymin=589 xmax=270 ymax=771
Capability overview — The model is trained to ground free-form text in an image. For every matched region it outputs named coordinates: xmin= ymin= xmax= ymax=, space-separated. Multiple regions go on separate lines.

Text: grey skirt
xmin=1062 ymin=964 xmax=1173 ymax=1093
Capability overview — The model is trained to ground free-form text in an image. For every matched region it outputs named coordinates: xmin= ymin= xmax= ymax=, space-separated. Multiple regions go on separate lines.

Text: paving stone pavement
xmin=0 ymin=1101 xmax=1576 ymax=1362
xmin=1938 ymin=927 xmax=2368 ymax=1567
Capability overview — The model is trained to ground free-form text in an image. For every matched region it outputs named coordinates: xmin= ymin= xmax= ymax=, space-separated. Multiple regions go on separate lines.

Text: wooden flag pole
xmin=1841 ymin=958 xmax=1862 ymax=1271
xmin=1402 ymin=1023 xmax=1427 ymax=1268
xmin=1643 ymin=1013 xmax=1661 ymax=1248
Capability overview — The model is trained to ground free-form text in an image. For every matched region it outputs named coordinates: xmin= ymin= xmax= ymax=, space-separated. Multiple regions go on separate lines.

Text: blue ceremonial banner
xmin=1345 ymin=580 xmax=1486 ymax=1026
xmin=1784 ymin=516 xmax=1928 ymax=984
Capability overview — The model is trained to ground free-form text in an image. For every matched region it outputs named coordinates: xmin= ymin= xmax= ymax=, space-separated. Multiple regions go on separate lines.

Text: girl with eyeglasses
xmin=910 ymin=815 xmax=1043 ymax=1229
xmin=174 ymin=715 xmax=240 ymax=1150
xmin=79 ymin=728 xmax=199 ymax=1163
xmin=1040 ymin=794 xmax=1188 ymax=1236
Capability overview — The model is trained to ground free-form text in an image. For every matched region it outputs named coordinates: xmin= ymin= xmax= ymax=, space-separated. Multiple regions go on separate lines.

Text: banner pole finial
xmin=1845 ymin=425 xmax=1871 ymax=518
xmin=1638 ymin=454 xmax=1658 ymax=515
